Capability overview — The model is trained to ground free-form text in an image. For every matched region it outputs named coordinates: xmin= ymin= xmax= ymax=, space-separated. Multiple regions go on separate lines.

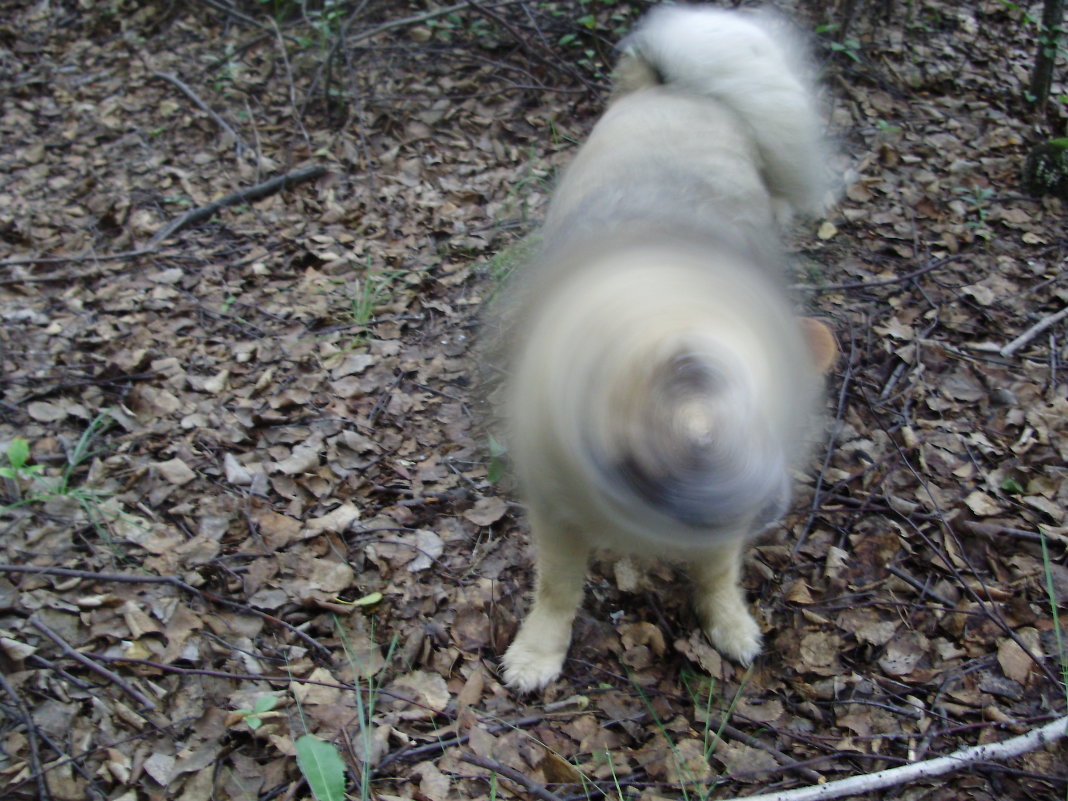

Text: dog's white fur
xmin=499 ymin=5 xmax=836 ymax=692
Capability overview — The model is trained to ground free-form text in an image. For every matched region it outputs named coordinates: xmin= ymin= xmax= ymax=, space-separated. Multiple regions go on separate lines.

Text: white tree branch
xmin=1000 ymin=305 xmax=1068 ymax=357
xmin=732 ymin=715 xmax=1067 ymax=801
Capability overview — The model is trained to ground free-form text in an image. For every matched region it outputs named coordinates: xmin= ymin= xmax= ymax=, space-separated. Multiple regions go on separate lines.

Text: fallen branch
xmin=0 ymin=671 xmax=52 ymax=801
xmin=0 ymin=165 xmax=325 ymax=272
xmin=460 ymin=752 xmax=565 ymax=801
xmin=1000 ymin=304 xmax=1068 ymax=357
xmin=29 ymin=615 xmax=157 ymax=712
xmin=147 ymin=163 xmax=327 ymax=248
xmin=731 ymin=715 xmax=1068 ymax=801
xmin=796 ymin=254 xmax=964 ymax=293
xmin=0 ymin=563 xmax=331 ymax=657
xmin=152 ymin=71 xmax=249 ymax=156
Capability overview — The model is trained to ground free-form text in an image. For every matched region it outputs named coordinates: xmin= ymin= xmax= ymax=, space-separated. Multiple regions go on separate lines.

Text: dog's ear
xmin=799 ymin=317 xmax=837 ymax=373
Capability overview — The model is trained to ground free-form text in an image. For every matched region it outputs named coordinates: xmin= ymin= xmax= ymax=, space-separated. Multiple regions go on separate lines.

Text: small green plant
xmin=234 ymin=694 xmax=281 ymax=731
xmin=815 ymin=23 xmax=862 ymax=62
xmin=875 ymin=119 xmax=902 ymax=135
xmin=2 ymin=411 xmax=115 ymax=507
xmin=486 ymin=435 xmax=508 ymax=484
xmin=1 ymin=438 xmax=45 ymax=494
xmin=1039 ymin=532 xmax=1068 ymax=704
xmin=337 ymin=620 xmax=398 ymax=801
xmin=953 ymin=185 xmax=996 ymax=241
xmin=2 ymin=411 xmax=126 ymax=546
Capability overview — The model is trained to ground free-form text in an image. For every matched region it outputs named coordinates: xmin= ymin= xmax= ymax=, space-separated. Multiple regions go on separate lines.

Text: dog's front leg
xmin=502 ymin=512 xmax=589 ymax=692
xmin=692 ymin=539 xmax=762 ymax=665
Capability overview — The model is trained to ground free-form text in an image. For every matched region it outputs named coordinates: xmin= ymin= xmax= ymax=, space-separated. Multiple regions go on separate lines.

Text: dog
xmin=496 ymin=5 xmax=838 ymax=693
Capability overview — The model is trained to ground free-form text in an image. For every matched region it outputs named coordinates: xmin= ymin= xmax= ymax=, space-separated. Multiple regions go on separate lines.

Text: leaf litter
xmin=0 ymin=1 xmax=1066 ymax=799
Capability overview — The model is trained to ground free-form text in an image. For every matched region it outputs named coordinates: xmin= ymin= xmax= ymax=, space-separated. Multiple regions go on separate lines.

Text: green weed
xmin=1 ymin=410 xmax=125 ymax=543
xmin=288 ymin=620 xmax=395 ymax=801
xmin=484 ymin=234 xmax=539 ymax=286
xmin=815 ymin=23 xmax=862 ymax=62
xmin=2 ymin=411 xmax=114 ymax=506
xmin=1040 ymin=532 xmax=1067 ymax=702
xmin=486 ymin=434 xmax=508 ymax=484
xmin=234 ymin=694 xmax=281 ymax=731
xmin=337 ymin=619 xmax=398 ymax=801
xmin=952 ymin=185 xmax=995 ymax=241
xmin=0 ymin=438 xmax=45 ymax=493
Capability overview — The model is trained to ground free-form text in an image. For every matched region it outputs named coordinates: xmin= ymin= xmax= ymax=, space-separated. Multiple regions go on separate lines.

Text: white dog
xmin=498 ymin=5 xmax=837 ymax=692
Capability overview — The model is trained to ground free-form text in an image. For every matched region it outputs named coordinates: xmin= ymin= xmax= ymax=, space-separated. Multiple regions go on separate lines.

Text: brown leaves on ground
xmin=1 ymin=1 xmax=1066 ymax=800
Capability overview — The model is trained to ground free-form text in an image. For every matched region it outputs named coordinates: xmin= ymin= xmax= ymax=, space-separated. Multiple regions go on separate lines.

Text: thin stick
xmin=727 ymin=716 xmax=1067 ymax=801
xmin=795 ymin=255 xmax=963 ymax=293
xmin=1000 ymin=305 xmax=1068 ymax=357
xmin=0 ymin=563 xmax=331 ymax=657
xmin=886 ymin=564 xmax=957 ymax=606
xmin=29 ymin=616 xmax=157 ymax=711
xmin=147 ymin=164 xmax=327 ymax=248
xmin=152 ymin=71 xmax=249 ymax=155
xmin=0 ymin=671 xmax=52 ymax=801
xmin=1 ymin=166 xmax=324 ymax=270
xmin=460 ymin=752 xmax=566 ymax=801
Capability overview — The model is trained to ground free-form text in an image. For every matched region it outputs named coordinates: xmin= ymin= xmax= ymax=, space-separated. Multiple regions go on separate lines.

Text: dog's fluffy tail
xmin=615 ymin=5 xmax=830 ymax=216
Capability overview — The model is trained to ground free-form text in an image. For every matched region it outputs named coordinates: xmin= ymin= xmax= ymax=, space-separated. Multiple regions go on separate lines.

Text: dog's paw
xmin=704 ymin=611 xmax=763 ymax=666
xmin=501 ymin=640 xmax=566 ymax=693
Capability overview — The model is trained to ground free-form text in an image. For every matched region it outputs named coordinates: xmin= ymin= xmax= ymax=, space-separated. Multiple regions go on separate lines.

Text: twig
xmin=716 ymin=720 xmax=823 ymax=783
xmin=460 ymin=752 xmax=566 ymax=801
xmin=345 ymin=0 xmax=524 ymax=48
xmin=0 ymin=564 xmax=331 ymax=657
xmin=0 ymin=671 xmax=52 ymax=801
xmin=152 ymin=71 xmax=249 ymax=156
xmin=0 ymin=247 xmax=154 ymax=271
xmin=886 ymin=564 xmax=957 ymax=606
xmin=29 ymin=615 xmax=157 ymax=711
xmin=1000 ymin=305 xmax=1068 ymax=357
xmin=466 ymin=0 xmax=602 ymax=92
xmin=0 ymin=166 xmax=325 ymax=271
xmin=147 ymin=164 xmax=327 ymax=248
xmin=267 ymin=16 xmax=312 ymax=148
xmin=796 ymin=254 xmax=964 ymax=293
xmin=729 ymin=715 xmax=1067 ymax=801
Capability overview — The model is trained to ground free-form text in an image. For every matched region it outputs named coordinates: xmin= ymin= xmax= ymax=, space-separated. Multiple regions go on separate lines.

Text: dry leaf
xmin=463 ymin=496 xmax=508 ymax=526
xmin=157 ymin=458 xmax=196 ymax=485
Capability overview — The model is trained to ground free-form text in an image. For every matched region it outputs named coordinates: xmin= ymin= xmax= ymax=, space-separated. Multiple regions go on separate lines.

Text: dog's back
xmin=544 ymin=7 xmax=829 ymax=247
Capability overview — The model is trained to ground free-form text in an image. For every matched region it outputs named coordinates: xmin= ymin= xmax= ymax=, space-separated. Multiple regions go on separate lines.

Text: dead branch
xmin=1000 ymin=305 xmax=1068 ymax=357
xmin=147 ymin=163 xmax=327 ymax=248
xmin=152 ymin=71 xmax=250 ymax=156
xmin=0 ymin=563 xmax=331 ymax=657
xmin=28 ymin=615 xmax=157 ymax=711
xmin=796 ymin=254 xmax=965 ymax=293
xmin=727 ymin=715 xmax=1067 ymax=801
xmin=345 ymin=0 xmax=525 ymax=49
xmin=267 ymin=17 xmax=312 ymax=149
xmin=0 ymin=165 xmax=325 ymax=272
xmin=460 ymin=752 xmax=566 ymax=801
xmin=886 ymin=563 xmax=958 ymax=606
xmin=0 ymin=671 xmax=52 ymax=801
xmin=466 ymin=0 xmax=601 ymax=92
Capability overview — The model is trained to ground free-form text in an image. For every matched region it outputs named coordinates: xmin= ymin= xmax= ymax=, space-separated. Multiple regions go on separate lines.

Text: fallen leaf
xmin=463 ymin=496 xmax=508 ymax=526
xmin=157 ymin=457 xmax=196 ymax=485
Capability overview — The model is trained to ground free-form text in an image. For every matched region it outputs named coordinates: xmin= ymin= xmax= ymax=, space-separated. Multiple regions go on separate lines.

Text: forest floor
xmin=1 ymin=1 xmax=1067 ymax=799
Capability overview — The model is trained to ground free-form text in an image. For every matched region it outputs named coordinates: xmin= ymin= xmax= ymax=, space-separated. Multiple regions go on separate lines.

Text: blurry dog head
xmin=506 ymin=241 xmax=835 ymax=548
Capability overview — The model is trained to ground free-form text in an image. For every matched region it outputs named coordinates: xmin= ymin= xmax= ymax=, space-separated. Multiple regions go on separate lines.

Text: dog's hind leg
xmin=692 ymin=539 xmax=762 ymax=665
xmin=502 ymin=512 xmax=589 ymax=692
